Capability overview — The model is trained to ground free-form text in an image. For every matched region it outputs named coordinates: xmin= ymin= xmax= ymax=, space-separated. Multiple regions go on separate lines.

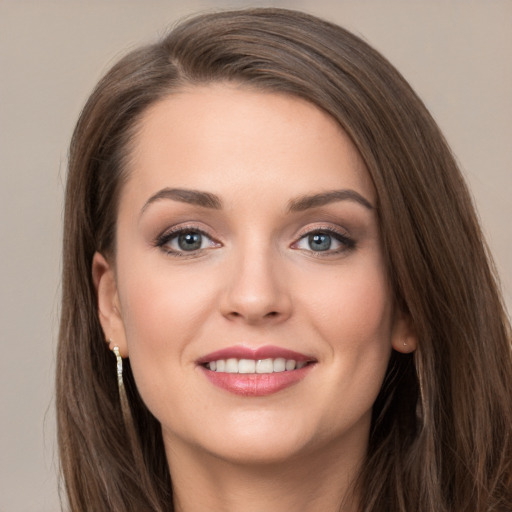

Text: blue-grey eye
xmin=308 ymin=233 xmax=332 ymax=251
xmin=293 ymin=229 xmax=354 ymax=254
xmin=177 ymin=232 xmax=203 ymax=251
xmin=156 ymin=228 xmax=220 ymax=256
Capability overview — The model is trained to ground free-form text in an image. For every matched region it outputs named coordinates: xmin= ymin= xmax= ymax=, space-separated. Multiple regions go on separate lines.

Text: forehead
xmin=123 ymin=84 xmax=375 ymax=208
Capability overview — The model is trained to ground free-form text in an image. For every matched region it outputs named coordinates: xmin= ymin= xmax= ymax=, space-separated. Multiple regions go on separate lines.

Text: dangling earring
xmin=109 ymin=342 xmax=131 ymax=424
xmin=113 ymin=345 xmax=124 ymax=388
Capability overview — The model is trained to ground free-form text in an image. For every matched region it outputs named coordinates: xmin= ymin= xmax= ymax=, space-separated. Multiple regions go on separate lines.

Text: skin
xmin=94 ymin=84 xmax=416 ymax=512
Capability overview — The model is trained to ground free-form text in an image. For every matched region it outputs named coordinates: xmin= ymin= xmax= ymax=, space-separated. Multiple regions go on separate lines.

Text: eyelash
xmin=292 ymin=227 xmax=356 ymax=256
xmin=154 ymin=225 xmax=219 ymax=258
xmin=154 ymin=225 xmax=356 ymax=258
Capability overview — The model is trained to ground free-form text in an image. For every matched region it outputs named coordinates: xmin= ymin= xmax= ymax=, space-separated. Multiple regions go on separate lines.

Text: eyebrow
xmin=140 ymin=187 xmax=374 ymax=217
xmin=287 ymin=189 xmax=374 ymax=212
xmin=140 ymin=187 xmax=222 ymax=215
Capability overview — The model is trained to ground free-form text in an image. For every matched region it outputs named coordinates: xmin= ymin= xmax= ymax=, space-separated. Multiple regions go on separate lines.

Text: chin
xmin=205 ymin=431 xmax=315 ymax=466
xmin=162 ymin=408 xmax=319 ymax=466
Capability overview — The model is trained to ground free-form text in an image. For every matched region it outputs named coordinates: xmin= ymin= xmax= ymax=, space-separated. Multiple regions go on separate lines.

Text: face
xmin=94 ymin=84 xmax=414 ymax=467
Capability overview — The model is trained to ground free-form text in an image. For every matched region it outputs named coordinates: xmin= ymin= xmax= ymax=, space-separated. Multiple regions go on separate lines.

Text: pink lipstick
xmin=197 ymin=345 xmax=316 ymax=396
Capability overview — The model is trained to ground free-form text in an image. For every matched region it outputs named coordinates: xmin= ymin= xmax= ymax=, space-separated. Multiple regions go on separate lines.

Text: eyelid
xmin=294 ymin=223 xmax=350 ymax=240
xmin=291 ymin=224 xmax=356 ymax=254
xmin=153 ymin=224 xmax=221 ymax=256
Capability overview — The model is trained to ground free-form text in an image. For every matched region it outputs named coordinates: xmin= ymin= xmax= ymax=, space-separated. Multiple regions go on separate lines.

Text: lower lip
xmin=199 ymin=364 xmax=315 ymax=396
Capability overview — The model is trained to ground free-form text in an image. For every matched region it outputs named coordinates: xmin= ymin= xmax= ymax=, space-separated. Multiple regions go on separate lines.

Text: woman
xmin=57 ymin=8 xmax=512 ymax=512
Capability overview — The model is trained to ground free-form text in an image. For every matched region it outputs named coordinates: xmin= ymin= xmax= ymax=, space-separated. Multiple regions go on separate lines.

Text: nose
xmin=219 ymin=243 xmax=292 ymax=326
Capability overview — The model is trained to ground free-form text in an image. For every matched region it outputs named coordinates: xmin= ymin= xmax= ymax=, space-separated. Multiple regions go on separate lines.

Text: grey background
xmin=1 ymin=1 xmax=510 ymax=511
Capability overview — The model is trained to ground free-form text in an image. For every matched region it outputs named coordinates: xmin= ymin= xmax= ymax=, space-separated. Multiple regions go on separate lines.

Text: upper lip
xmin=196 ymin=345 xmax=316 ymax=364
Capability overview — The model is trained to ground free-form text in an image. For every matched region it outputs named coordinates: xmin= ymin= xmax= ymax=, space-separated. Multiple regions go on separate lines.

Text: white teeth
xmin=238 ymin=359 xmax=256 ymax=374
xmin=256 ymin=358 xmax=273 ymax=373
xmin=273 ymin=357 xmax=286 ymax=372
xmin=285 ymin=359 xmax=296 ymax=371
xmin=225 ymin=358 xmax=238 ymax=373
xmin=206 ymin=358 xmax=308 ymax=374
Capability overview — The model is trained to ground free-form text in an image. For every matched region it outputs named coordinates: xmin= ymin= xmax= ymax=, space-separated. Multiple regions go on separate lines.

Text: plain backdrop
xmin=0 ymin=1 xmax=510 ymax=511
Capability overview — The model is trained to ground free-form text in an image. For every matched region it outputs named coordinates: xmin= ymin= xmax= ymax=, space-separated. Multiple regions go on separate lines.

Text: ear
xmin=92 ymin=252 xmax=128 ymax=357
xmin=391 ymin=309 xmax=417 ymax=354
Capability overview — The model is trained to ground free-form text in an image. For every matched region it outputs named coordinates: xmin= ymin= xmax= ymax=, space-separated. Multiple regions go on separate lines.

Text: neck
xmin=165 ymin=433 xmax=364 ymax=512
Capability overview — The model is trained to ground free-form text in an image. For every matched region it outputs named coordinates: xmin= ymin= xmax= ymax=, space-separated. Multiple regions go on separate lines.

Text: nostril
xmin=227 ymin=310 xmax=280 ymax=322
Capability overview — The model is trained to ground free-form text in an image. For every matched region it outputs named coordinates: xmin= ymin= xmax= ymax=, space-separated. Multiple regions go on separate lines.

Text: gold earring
xmin=109 ymin=343 xmax=132 ymax=425
xmin=113 ymin=345 xmax=124 ymax=388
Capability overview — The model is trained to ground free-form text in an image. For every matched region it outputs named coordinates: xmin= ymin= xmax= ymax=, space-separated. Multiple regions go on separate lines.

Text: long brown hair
xmin=57 ymin=8 xmax=512 ymax=511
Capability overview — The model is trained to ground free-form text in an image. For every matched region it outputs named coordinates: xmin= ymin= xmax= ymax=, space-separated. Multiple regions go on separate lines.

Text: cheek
xmin=116 ymin=255 xmax=220 ymax=380
xmin=115 ymin=258 xmax=225 ymax=422
xmin=300 ymin=257 xmax=393 ymax=347
xmin=122 ymin=272 xmax=205 ymax=335
xmin=296 ymin=256 xmax=394 ymax=407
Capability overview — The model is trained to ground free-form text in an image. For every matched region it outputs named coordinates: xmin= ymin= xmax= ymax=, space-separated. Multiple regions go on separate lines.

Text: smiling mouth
xmin=197 ymin=345 xmax=317 ymax=395
xmin=203 ymin=358 xmax=311 ymax=374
